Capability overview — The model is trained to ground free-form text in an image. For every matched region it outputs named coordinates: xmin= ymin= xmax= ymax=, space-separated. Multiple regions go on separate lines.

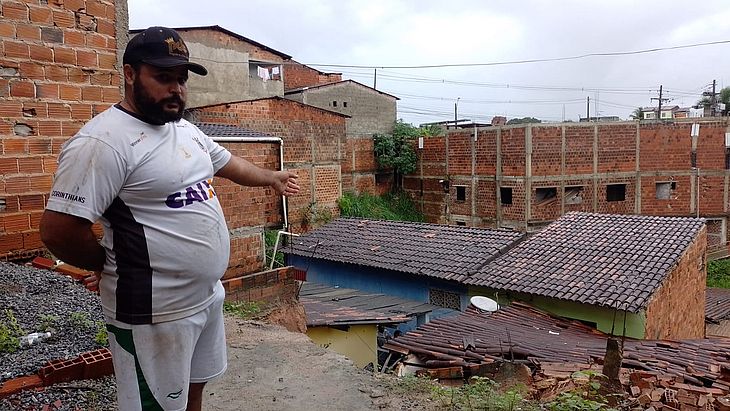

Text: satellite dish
xmin=470 ymin=296 xmax=499 ymax=312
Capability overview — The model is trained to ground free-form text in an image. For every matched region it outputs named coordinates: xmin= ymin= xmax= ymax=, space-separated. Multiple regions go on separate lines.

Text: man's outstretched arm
xmin=215 ymin=156 xmax=300 ymax=196
xmin=40 ymin=210 xmax=105 ymax=272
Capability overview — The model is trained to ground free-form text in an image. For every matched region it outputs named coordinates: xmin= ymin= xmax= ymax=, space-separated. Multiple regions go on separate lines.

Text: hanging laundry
xmin=257 ymin=66 xmax=270 ymax=82
xmin=271 ymin=66 xmax=280 ymax=75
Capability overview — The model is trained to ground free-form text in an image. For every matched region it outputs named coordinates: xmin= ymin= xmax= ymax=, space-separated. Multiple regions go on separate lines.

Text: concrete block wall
xmin=644 ymin=226 xmax=707 ymax=339
xmin=0 ymin=0 xmax=125 ymax=260
xmin=407 ymin=120 xmax=730 ymax=249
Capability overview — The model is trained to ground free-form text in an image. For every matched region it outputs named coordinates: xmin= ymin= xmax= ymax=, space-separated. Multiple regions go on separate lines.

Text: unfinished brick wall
xmin=410 ymin=120 xmax=730 ymax=241
xmin=222 ymin=266 xmax=301 ymax=306
xmin=190 ymin=98 xmax=346 ymax=234
xmin=0 ymin=0 xmax=122 ymax=260
xmin=283 ymin=60 xmax=341 ymax=91
xmin=644 ymin=226 xmax=706 ymax=339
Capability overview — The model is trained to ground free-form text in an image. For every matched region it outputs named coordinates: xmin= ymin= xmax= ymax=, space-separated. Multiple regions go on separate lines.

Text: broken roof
xmin=465 ymin=212 xmax=705 ymax=312
xmin=386 ymin=302 xmax=730 ymax=390
xmin=707 ymin=288 xmax=730 ymax=324
xmin=300 ymin=282 xmax=439 ymax=318
xmin=303 ymin=299 xmax=410 ymax=327
xmin=284 ymin=218 xmax=525 ymax=282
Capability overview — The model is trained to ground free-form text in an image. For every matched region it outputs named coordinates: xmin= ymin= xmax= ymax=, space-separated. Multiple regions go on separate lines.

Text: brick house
xmin=283 ymin=217 xmax=525 ymax=328
xmin=466 ymin=212 xmax=707 ymax=339
xmin=287 ymin=213 xmax=706 ymax=340
xmin=406 ymin=120 xmax=730 ymax=256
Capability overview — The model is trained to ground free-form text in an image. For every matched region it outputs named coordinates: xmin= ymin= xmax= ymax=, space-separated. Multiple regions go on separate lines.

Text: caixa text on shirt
xmin=165 ymin=179 xmax=217 ymax=209
xmin=51 ymin=190 xmax=86 ymax=203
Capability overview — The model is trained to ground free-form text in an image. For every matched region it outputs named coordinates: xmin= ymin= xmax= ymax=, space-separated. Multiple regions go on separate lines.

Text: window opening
xmin=655 ymin=182 xmax=676 ymax=200
xmin=606 ymin=184 xmax=626 ymax=202
xmin=535 ymin=187 xmax=557 ymax=204
xmin=456 ymin=186 xmax=466 ymax=202
xmin=564 ymin=186 xmax=584 ymax=205
xmin=500 ymin=187 xmax=513 ymax=205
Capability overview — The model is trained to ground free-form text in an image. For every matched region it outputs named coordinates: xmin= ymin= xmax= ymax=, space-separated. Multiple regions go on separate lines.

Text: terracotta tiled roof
xmin=284 ymin=218 xmax=525 ymax=282
xmin=706 ymin=288 xmax=730 ymax=323
xmin=300 ymin=282 xmax=438 ymax=317
xmin=386 ymin=302 xmax=730 ymax=390
xmin=465 ymin=212 xmax=705 ymax=312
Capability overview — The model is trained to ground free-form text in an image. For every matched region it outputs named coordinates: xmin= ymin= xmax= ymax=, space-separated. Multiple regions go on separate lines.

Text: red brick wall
xmin=644 ymin=227 xmax=706 ymax=339
xmin=190 ymin=98 xmax=345 ymax=236
xmin=411 ymin=120 xmax=730 ymax=234
xmin=0 ymin=0 xmax=121 ymax=259
xmin=531 ymin=126 xmax=562 ymax=176
xmin=283 ymin=60 xmax=341 ymax=91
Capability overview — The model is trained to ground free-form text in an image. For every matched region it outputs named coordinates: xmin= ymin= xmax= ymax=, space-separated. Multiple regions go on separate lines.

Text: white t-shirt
xmin=46 ymin=105 xmax=233 ymax=324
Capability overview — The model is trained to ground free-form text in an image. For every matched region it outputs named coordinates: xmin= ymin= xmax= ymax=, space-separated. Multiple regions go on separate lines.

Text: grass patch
xmin=708 ymin=259 xmax=730 ymax=288
xmin=223 ymin=301 xmax=263 ymax=320
xmin=0 ymin=309 xmax=24 ymax=353
xmin=432 ymin=377 xmax=537 ymax=411
xmin=264 ymin=230 xmax=285 ymax=269
xmin=338 ymin=191 xmax=424 ymax=222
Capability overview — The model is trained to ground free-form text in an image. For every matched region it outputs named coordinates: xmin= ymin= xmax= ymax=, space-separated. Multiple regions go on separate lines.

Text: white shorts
xmin=105 ymin=286 xmax=227 ymax=411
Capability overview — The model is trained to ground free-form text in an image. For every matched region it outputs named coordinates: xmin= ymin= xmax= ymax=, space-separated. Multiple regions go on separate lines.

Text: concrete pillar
xmin=525 ymin=125 xmax=533 ymax=229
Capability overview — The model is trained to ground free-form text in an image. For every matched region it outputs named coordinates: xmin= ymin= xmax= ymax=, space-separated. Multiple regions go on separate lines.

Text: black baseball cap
xmin=123 ymin=26 xmax=208 ymax=76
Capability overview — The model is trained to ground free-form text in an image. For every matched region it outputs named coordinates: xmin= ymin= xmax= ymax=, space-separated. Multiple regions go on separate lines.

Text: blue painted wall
xmin=288 ymin=255 xmax=466 ymax=326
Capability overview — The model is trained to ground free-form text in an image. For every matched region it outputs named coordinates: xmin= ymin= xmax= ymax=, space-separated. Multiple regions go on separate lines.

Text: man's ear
xmin=123 ymin=64 xmax=137 ymax=86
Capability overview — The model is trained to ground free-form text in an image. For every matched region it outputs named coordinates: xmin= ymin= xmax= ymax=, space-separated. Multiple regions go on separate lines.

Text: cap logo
xmin=164 ymin=37 xmax=188 ymax=57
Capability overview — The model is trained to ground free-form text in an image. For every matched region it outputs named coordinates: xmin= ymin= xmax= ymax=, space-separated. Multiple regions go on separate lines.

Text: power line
xmin=305 ymin=39 xmax=730 ymax=69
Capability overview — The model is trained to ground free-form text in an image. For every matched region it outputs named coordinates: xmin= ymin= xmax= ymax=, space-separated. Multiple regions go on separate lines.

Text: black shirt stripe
xmin=103 ymin=197 xmax=153 ymax=324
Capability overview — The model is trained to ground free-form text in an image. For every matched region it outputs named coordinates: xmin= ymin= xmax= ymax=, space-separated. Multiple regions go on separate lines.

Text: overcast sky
xmin=129 ymin=0 xmax=730 ymax=125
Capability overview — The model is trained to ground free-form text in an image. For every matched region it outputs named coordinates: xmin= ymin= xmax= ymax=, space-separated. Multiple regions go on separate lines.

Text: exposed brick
xmin=10 ymin=80 xmax=35 ymax=98
xmin=63 ymin=29 xmax=85 ymax=46
xmin=36 ymin=83 xmax=59 ymax=99
xmin=29 ymin=44 xmax=54 ymax=62
xmin=43 ymin=156 xmax=58 ymax=173
xmin=85 ymin=0 xmax=105 ymax=17
xmin=28 ymin=138 xmax=52 ymax=154
xmin=76 ymin=13 xmax=95 ymax=31
xmin=23 ymin=230 xmax=43 ymax=250
xmin=97 ymin=52 xmax=115 ymax=70
xmin=40 ymin=26 xmax=64 ymax=43
xmin=52 ymin=9 xmax=75 ymax=28
xmin=3 ymin=138 xmax=28 ymax=154
xmin=69 ymin=102 xmax=92 ymax=120
xmin=67 ymin=67 xmax=85 ymax=82
xmin=59 ymin=84 xmax=81 ymax=100
xmin=29 ymin=174 xmax=52 ymax=191
xmin=28 ymin=5 xmax=52 ymax=24
xmin=18 ymin=156 xmax=43 ymax=173
xmin=37 ymin=120 xmax=62 ymax=136
xmin=81 ymin=85 xmax=101 ymax=101
xmin=85 ymin=32 xmax=106 ymax=48
xmin=45 ymin=65 xmax=67 ymax=82
xmin=0 ymin=157 xmax=19 ymax=173
xmin=15 ymin=23 xmax=41 ymax=40
xmin=2 ymin=2 xmax=29 ymax=21
xmin=101 ymin=86 xmax=119 ymax=102
xmin=53 ymin=46 xmax=77 ymax=64
xmin=95 ymin=18 xmax=113 ymax=36
xmin=47 ymin=102 xmax=71 ymax=118
xmin=61 ymin=120 xmax=82 ymax=134
xmin=0 ymin=21 xmax=16 ymax=38
xmin=4 ymin=41 xmax=30 ymax=59
xmin=5 ymin=175 xmax=31 ymax=193
xmin=76 ymin=49 xmax=96 ymax=67
xmin=0 ymin=79 xmax=9 ymax=98
xmin=19 ymin=62 xmax=44 ymax=80
xmin=63 ymin=0 xmax=86 ymax=12
xmin=0 ymin=233 xmax=24 ymax=253
xmin=0 ymin=101 xmax=23 ymax=117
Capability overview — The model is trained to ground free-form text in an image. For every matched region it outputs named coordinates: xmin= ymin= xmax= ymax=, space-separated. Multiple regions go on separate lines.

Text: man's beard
xmin=133 ymin=78 xmax=185 ymax=125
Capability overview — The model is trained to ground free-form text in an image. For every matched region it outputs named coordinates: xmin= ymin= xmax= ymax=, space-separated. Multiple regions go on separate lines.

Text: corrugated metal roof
xmin=284 ymin=218 xmax=525 ymax=283
xmin=466 ymin=212 xmax=705 ymax=312
xmin=387 ymin=302 xmax=730 ymax=391
xmin=706 ymin=287 xmax=730 ymax=323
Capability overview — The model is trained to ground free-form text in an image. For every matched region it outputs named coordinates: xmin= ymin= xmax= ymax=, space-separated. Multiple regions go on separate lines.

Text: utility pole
xmin=651 ymin=85 xmax=670 ymax=120
xmin=586 ymin=96 xmax=590 ymax=120
xmin=454 ymin=97 xmax=460 ymax=129
xmin=373 ymin=68 xmax=377 ymax=89
xmin=712 ymin=79 xmax=717 ymax=116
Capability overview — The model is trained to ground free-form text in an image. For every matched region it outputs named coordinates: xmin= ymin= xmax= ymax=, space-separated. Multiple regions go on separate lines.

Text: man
xmin=40 ymin=26 xmax=299 ymax=411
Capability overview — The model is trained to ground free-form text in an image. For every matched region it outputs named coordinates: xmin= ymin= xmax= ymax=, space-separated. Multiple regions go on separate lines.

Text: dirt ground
xmin=205 ymin=316 xmax=439 ymax=411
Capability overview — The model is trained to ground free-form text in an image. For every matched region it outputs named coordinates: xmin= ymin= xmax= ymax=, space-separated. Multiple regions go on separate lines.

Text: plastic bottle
xmin=19 ymin=332 xmax=51 ymax=346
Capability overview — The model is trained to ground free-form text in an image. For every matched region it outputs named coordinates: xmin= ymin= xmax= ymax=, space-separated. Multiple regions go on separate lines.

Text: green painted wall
xmin=306 ymin=324 xmax=377 ymax=368
xmin=468 ymin=287 xmax=647 ymax=339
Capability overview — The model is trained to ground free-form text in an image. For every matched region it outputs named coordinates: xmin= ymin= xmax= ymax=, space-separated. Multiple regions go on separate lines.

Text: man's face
xmin=132 ymin=64 xmax=188 ymax=125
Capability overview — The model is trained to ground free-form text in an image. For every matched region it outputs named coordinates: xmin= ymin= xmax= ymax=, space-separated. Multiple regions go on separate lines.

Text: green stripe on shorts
xmin=107 ymin=324 xmax=165 ymax=411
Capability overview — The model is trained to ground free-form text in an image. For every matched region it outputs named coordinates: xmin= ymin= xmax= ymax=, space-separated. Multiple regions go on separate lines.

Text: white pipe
xmin=270 ymin=230 xmax=300 ymax=270
xmin=212 ymin=136 xmax=290 ymax=228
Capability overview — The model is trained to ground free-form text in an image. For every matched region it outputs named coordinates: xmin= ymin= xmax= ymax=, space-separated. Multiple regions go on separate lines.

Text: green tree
xmin=506 ymin=117 xmax=542 ymax=125
xmin=374 ymin=120 xmax=437 ymax=191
